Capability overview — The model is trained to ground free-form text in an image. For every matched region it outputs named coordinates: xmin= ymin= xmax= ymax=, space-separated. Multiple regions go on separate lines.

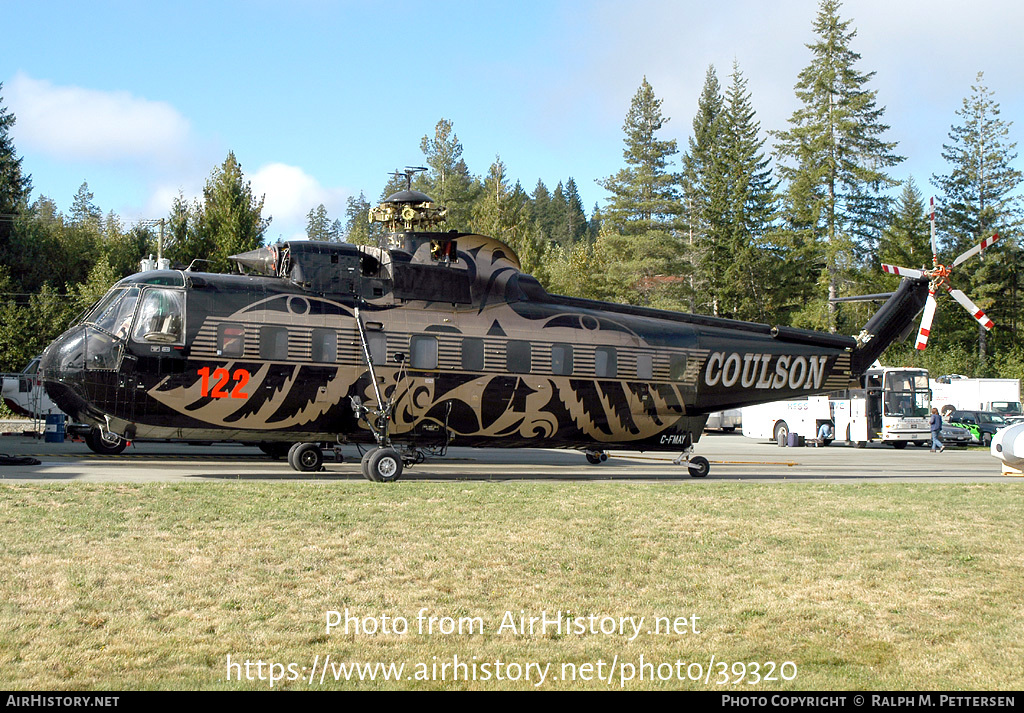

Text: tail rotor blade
xmin=882 ymin=264 xmax=926 ymax=279
xmin=915 ymin=292 xmax=937 ymax=350
xmin=948 ymin=288 xmax=994 ymax=330
xmin=952 ymin=234 xmax=1000 ymax=267
xmin=930 ymin=197 xmax=938 ymax=264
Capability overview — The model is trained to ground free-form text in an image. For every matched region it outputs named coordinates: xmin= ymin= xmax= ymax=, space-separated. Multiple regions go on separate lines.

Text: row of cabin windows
xmin=217 ymin=324 xmax=688 ymax=380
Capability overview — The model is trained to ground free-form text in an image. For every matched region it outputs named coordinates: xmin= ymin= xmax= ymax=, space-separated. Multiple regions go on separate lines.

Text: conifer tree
xmin=598 ymin=78 xmax=686 ymax=308
xmin=599 ymin=77 xmax=681 ymax=235
xmin=719 ymin=62 xmax=779 ymax=322
xmin=306 ymin=203 xmax=341 ymax=241
xmin=342 ymin=192 xmax=377 ymax=246
xmin=877 ymin=177 xmax=930 ymax=273
xmin=0 ymin=83 xmax=31 ymax=241
xmin=195 ymin=152 xmax=271 ymax=272
xmin=681 ymin=65 xmax=727 ymax=314
xmin=772 ymin=0 xmax=902 ymax=332
xmin=417 ymin=119 xmax=480 ymax=230
xmin=932 ymin=72 xmax=1023 ymax=363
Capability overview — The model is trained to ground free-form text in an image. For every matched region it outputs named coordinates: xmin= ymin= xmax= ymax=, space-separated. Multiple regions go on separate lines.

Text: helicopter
xmin=40 ymin=173 xmax=948 ymax=482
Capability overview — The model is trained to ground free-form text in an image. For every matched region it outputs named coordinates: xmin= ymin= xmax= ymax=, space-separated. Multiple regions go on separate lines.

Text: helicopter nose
xmin=39 ymin=326 xmax=93 ymax=421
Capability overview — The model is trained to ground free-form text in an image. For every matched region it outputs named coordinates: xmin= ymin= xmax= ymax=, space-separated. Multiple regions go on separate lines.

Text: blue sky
xmin=3 ymin=0 xmax=1022 ymax=241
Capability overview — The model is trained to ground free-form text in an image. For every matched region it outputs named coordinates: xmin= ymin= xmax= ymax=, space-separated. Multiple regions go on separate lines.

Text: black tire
xmin=85 ymin=427 xmax=127 ymax=455
xmin=688 ymin=456 xmax=710 ymax=478
xmin=289 ymin=442 xmax=323 ymax=472
xmin=366 ymin=448 xmax=403 ymax=483
xmin=892 ymin=441 xmax=908 ymax=449
xmin=258 ymin=442 xmax=292 ymax=460
xmin=774 ymin=421 xmax=789 ymax=447
xmin=361 ymin=448 xmax=378 ymax=481
xmin=585 ymin=451 xmax=607 ymax=465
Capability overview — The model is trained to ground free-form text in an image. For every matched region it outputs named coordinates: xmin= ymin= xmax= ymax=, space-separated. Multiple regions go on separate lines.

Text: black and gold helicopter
xmin=40 ymin=175 xmax=936 ymax=481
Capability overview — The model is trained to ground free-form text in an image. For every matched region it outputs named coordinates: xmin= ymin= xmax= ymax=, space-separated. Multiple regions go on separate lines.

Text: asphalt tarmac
xmin=0 ymin=429 xmax=1014 ymax=483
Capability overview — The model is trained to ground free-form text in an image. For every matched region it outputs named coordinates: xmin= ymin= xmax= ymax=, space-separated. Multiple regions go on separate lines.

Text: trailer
xmin=930 ymin=375 xmax=1021 ymax=416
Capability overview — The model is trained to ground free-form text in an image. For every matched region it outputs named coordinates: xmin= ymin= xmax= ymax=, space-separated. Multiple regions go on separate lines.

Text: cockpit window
xmin=91 ymin=287 xmax=140 ymax=339
xmin=131 ymin=288 xmax=185 ymax=344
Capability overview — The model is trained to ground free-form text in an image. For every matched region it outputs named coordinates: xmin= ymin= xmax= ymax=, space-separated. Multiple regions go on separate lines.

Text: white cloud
xmin=6 ymin=71 xmax=192 ymax=166
xmin=249 ymin=163 xmax=350 ymax=239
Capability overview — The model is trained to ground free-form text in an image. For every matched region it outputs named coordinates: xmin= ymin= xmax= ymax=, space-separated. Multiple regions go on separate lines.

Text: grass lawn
xmin=0 ymin=481 xmax=1021 ymax=690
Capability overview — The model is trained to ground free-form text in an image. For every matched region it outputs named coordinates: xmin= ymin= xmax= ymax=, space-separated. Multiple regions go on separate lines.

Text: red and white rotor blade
xmin=948 ymin=288 xmax=994 ymax=330
xmin=930 ymin=197 xmax=938 ymax=262
xmin=882 ymin=264 xmax=926 ymax=279
xmin=952 ymin=233 xmax=1000 ymax=267
xmin=915 ymin=292 xmax=937 ymax=350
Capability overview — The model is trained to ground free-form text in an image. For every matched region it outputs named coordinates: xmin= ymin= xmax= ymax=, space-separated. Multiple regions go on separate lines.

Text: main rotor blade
xmin=915 ymin=291 xmax=937 ymax=350
xmin=882 ymin=264 xmax=926 ymax=279
xmin=952 ymin=233 xmax=1000 ymax=267
xmin=948 ymin=288 xmax=994 ymax=330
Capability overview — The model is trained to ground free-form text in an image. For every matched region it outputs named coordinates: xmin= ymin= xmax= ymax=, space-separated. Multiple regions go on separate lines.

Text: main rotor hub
xmin=369 ymin=190 xmax=448 ymax=233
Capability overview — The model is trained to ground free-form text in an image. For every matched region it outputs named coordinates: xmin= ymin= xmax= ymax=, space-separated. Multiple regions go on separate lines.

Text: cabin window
xmin=551 ymin=343 xmax=573 ymax=376
xmin=669 ymin=354 xmax=688 ymax=381
xmin=410 ymin=335 xmax=438 ymax=370
xmin=218 ymin=324 xmax=246 ymax=357
xmin=637 ymin=353 xmax=653 ymax=380
xmin=260 ymin=326 xmax=289 ymax=360
xmin=462 ymin=338 xmax=484 ymax=371
xmin=131 ymin=288 xmax=184 ymax=344
xmin=312 ymin=329 xmax=337 ymax=363
xmin=595 ymin=347 xmax=617 ymax=378
xmin=367 ymin=332 xmax=387 ymax=366
xmin=507 ymin=341 xmax=532 ymax=374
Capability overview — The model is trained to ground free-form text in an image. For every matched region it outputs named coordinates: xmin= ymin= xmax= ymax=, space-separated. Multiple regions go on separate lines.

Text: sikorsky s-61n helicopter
xmin=42 ymin=174 xmax=978 ymax=481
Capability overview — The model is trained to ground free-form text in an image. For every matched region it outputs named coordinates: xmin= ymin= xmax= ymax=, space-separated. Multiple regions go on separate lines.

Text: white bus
xmin=741 ymin=366 xmax=931 ymax=448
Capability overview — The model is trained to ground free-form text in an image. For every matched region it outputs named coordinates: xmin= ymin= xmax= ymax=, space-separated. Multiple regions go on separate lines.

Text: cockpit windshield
xmin=87 ymin=287 xmax=140 ymax=339
xmin=131 ymin=288 xmax=185 ymax=344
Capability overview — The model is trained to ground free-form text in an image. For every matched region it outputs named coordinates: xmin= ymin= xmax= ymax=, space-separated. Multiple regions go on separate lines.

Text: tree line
xmin=0 ymin=0 xmax=1020 ymax=384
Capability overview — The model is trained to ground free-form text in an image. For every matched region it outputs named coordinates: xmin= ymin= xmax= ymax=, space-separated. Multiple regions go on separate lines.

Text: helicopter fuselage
xmin=40 ymin=234 xmax=928 ymax=454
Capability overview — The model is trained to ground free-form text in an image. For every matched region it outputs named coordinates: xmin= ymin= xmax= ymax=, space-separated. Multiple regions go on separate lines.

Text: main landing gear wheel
xmin=289 ymin=442 xmax=323 ymax=472
xmin=585 ymin=450 xmax=608 ymax=465
xmin=84 ymin=427 xmax=127 ymax=455
xmin=688 ymin=456 xmax=710 ymax=478
xmin=361 ymin=447 xmax=403 ymax=483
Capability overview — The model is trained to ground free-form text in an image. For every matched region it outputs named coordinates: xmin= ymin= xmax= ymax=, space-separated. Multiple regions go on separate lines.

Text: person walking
xmin=929 ymin=407 xmax=945 ymax=453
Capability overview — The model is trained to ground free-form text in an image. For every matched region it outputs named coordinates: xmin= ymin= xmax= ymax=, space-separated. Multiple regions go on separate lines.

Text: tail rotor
xmin=880 ymin=197 xmax=998 ymax=350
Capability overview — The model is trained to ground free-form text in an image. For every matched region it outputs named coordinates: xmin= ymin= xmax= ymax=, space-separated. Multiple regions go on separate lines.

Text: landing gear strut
xmin=672 ymin=440 xmax=711 ymax=478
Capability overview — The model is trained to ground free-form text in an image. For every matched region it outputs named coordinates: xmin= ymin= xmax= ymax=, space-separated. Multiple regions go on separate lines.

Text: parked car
xmin=947 ymin=410 xmax=1011 ymax=447
xmin=938 ymin=423 xmax=973 ymax=447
